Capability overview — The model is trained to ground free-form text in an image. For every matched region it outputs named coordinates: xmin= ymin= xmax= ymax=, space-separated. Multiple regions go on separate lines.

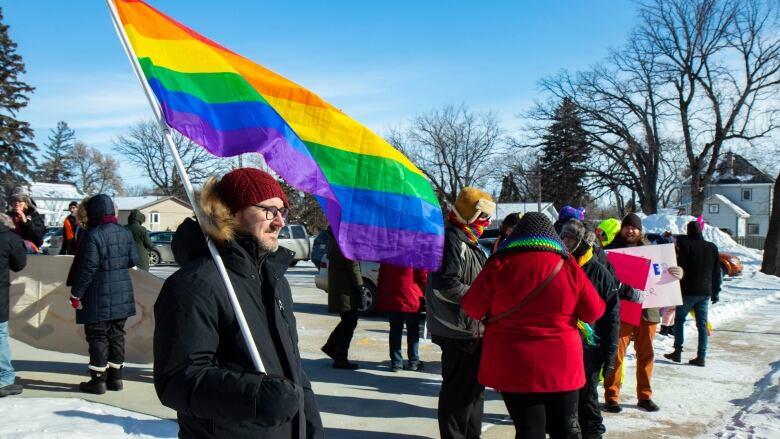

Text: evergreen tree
xmin=37 ymin=121 xmax=76 ymax=182
xmin=0 ymin=7 xmax=36 ymax=191
xmin=498 ymin=173 xmax=521 ymax=203
xmin=538 ymin=98 xmax=589 ymax=210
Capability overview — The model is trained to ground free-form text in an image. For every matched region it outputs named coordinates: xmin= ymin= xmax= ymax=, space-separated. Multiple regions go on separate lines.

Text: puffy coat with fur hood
xmin=0 ymin=214 xmax=27 ymax=322
xmin=70 ymin=194 xmax=138 ymax=325
xmin=154 ymin=179 xmax=324 ymax=439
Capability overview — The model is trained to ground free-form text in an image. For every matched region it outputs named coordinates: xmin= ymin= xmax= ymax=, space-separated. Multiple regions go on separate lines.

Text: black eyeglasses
xmin=253 ymin=204 xmax=289 ymax=220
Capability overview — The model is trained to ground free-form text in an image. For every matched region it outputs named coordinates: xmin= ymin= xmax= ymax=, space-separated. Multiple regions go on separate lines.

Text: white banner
xmin=606 ymin=243 xmax=683 ymax=309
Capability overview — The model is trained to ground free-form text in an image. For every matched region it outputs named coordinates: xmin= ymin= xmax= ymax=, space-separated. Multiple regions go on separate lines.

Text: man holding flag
xmin=154 ymin=168 xmax=324 ymax=439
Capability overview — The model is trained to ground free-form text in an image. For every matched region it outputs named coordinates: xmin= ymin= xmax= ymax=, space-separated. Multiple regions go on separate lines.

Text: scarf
xmin=448 ymin=210 xmax=489 ymax=244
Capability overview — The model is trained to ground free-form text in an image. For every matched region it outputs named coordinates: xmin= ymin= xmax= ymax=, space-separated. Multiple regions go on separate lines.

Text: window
xmin=292 ymin=226 xmax=307 ymax=239
xmin=747 ymin=224 xmax=760 ymax=235
xmin=150 ymin=212 xmax=160 ymax=224
xmin=742 ymin=189 xmax=752 ymax=201
xmin=708 ymin=204 xmax=719 ymax=214
xmin=278 ymin=226 xmax=290 ymax=239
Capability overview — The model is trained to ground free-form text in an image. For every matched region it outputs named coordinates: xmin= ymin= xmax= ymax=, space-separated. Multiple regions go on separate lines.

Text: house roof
xmin=708 ymin=194 xmax=750 ymax=218
xmin=113 ymin=196 xmax=192 ymax=211
xmin=29 ymin=182 xmax=84 ymax=200
xmin=711 ymin=152 xmax=774 ymax=184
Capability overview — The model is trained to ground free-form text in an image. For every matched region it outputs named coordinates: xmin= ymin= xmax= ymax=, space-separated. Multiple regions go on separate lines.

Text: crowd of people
xmin=0 ymin=172 xmax=724 ymax=439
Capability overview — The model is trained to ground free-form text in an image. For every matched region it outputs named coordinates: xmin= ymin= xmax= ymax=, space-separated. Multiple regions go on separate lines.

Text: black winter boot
xmin=664 ymin=349 xmax=681 ymax=363
xmin=106 ymin=366 xmax=123 ymax=391
xmin=79 ymin=370 xmax=107 ymax=395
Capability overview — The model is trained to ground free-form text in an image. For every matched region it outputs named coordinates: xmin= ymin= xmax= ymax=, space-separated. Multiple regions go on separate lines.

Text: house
xmin=678 ymin=152 xmax=774 ymax=237
xmin=28 ymin=182 xmax=85 ymax=226
xmin=489 ymin=202 xmax=559 ymax=229
xmin=113 ymin=196 xmax=193 ymax=232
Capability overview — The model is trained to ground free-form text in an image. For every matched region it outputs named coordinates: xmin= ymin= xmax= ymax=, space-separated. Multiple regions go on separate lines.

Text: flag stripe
xmin=148 ymin=78 xmax=437 ymax=203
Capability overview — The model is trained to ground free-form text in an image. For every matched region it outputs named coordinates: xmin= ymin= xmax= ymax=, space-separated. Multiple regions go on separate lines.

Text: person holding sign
xmin=560 ymin=220 xmax=620 ymax=438
xmin=664 ymin=221 xmax=721 ymax=367
xmin=603 ymin=213 xmax=684 ymax=413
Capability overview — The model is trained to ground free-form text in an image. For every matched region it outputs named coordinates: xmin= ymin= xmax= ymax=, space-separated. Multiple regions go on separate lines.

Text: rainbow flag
xmin=111 ymin=0 xmax=444 ymax=270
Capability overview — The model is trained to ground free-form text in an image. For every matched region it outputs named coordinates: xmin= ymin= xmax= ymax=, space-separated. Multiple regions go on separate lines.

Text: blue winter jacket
xmin=71 ymin=194 xmax=139 ymax=325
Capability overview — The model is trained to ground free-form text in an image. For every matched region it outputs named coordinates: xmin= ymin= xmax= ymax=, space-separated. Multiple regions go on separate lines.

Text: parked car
xmin=314 ymin=254 xmax=380 ymax=315
xmin=646 ymin=232 xmax=742 ymax=278
xmin=278 ymin=224 xmax=312 ymax=266
xmin=148 ymin=231 xmax=176 ymax=266
xmin=41 ymin=227 xmax=64 ymax=255
xmin=310 ymin=229 xmax=329 ymax=268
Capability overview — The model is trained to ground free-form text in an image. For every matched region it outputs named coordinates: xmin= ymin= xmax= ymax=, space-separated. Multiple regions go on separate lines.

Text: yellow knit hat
xmin=453 ymin=187 xmax=496 ymax=224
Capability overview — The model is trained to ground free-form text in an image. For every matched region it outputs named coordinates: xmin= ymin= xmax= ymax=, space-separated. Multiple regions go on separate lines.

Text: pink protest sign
xmin=606 ymin=243 xmax=683 ymax=309
xmin=619 ymin=299 xmax=642 ymax=326
xmin=607 ymin=251 xmax=651 ymax=290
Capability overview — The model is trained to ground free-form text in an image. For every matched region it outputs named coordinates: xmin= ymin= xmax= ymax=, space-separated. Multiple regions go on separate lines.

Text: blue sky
xmin=6 ymin=1 xmax=639 ymax=187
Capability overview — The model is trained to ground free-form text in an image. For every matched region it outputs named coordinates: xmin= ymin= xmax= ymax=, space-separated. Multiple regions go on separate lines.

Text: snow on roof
xmin=493 ymin=202 xmax=559 ymax=224
xmin=113 ymin=196 xmax=164 ymax=210
xmin=29 ymin=182 xmax=83 ymax=200
xmin=708 ymin=194 xmax=750 ymax=218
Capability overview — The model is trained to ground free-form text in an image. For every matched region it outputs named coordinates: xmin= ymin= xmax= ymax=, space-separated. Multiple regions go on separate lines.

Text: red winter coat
xmin=377 ymin=264 xmax=428 ymax=313
xmin=462 ymin=252 xmax=605 ymax=393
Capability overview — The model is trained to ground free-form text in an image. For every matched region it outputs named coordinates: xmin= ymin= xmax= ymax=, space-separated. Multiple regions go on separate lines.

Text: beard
xmin=257 ymin=235 xmax=279 ymax=253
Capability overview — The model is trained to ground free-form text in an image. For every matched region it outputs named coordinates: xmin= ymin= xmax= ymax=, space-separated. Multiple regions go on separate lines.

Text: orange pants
xmin=604 ymin=320 xmax=657 ymax=403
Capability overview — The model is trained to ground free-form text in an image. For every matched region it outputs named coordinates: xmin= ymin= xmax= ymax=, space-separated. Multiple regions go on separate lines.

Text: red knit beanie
xmin=216 ymin=168 xmax=289 ymax=213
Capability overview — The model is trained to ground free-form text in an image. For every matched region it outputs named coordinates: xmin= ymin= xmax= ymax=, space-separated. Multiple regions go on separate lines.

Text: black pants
xmin=579 ymin=350 xmax=606 ymax=438
xmin=502 ymin=390 xmax=581 ymax=439
xmin=325 ymin=310 xmax=358 ymax=359
xmin=84 ymin=319 xmax=127 ymax=368
xmin=434 ymin=336 xmax=485 ymax=439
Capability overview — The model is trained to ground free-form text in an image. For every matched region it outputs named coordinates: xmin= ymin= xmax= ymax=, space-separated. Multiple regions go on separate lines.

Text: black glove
xmin=601 ymin=363 xmax=616 ymax=380
xmin=711 ymin=294 xmax=719 ymax=304
xmin=354 ymin=285 xmax=369 ymax=309
xmin=255 ymin=375 xmax=303 ymax=426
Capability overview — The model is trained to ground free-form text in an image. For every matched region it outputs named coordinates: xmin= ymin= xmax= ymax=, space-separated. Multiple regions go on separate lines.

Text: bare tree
xmin=762 ymin=170 xmax=780 ymax=276
xmin=387 ymin=104 xmax=506 ymax=206
xmin=535 ymin=35 xmax=670 ymax=214
xmin=639 ymin=0 xmax=780 ymax=215
xmin=68 ymin=142 xmax=123 ymax=196
xmin=113 ymin=120 xmax=228 ymax=197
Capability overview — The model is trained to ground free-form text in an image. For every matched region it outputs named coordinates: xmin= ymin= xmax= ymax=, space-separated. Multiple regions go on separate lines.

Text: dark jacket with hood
xmin=325 ymin=227 xmax=363 ymax=314
xmin=575 ymin=244 xmax=620 ymax=373
xmin=154 ymin=179 xmax=324 ymax=439
xmin=70 ymin=194 xmax=138 ymax=325
xmin=426 ymin=221 xmax=488 ymax=340
xmin=126 ymin=209 xmax=153 ymax=271
xmin=677 ymin=233 xmax=721 ymax=299
xmin=605 ymin=234 xmax=660 ymax=324
xmin=1 ymin=214 xmax=27 ymax=323
xmin=7 ymin=205 xmax=46 ymax=248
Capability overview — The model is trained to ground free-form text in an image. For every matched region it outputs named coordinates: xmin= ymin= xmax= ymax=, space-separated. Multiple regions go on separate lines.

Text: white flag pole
xmin=106 ymin=0 xmax=266 ymax=373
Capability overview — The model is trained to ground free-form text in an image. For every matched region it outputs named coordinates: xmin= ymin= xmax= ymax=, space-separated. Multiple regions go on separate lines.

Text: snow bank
xmin=639 ymin=212 xmax=763 ymax=264
xmin=0 ymin=398 xmax=178 ymax=438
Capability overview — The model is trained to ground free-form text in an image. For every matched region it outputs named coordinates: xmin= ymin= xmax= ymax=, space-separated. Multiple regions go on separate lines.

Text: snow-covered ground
xmin=0 ymin=398 xmax=178 ymax=438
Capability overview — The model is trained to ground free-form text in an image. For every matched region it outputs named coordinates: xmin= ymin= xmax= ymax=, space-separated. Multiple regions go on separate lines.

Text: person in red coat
xmin=462 ymin=212 xmax=605 ymax=439
xmin=377 ymin=264 xmax=428 ymax=371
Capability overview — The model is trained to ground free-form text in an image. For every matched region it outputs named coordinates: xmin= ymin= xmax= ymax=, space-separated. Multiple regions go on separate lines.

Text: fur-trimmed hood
xmin=198 ymin=177 xmax=236 ymax=244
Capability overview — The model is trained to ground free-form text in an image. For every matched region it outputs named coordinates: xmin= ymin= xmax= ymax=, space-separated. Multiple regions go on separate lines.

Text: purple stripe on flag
xmin=336 ymin=222 xmax=444 ymax=271
xmin=162 ymin=106 xmax=334 ymax=200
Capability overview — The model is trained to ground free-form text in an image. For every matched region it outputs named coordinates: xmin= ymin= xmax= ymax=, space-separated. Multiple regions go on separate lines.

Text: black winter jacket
xmin=6 ymin=207 xmax=46 ymax=248
xmin=677 ymin=234 xmax=721 ymax=298
xmin=580 ymin=255 xmax=620 ymax=371
xmin=71 ymin=195 xmax=138 ymax=325
xmin=0 ymin=216 xmax=27 ymax=323
xmin=155 ymin=218 xmax=324 ymax=439
xmin=426 ymin=223 xmax=488 ymax=340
